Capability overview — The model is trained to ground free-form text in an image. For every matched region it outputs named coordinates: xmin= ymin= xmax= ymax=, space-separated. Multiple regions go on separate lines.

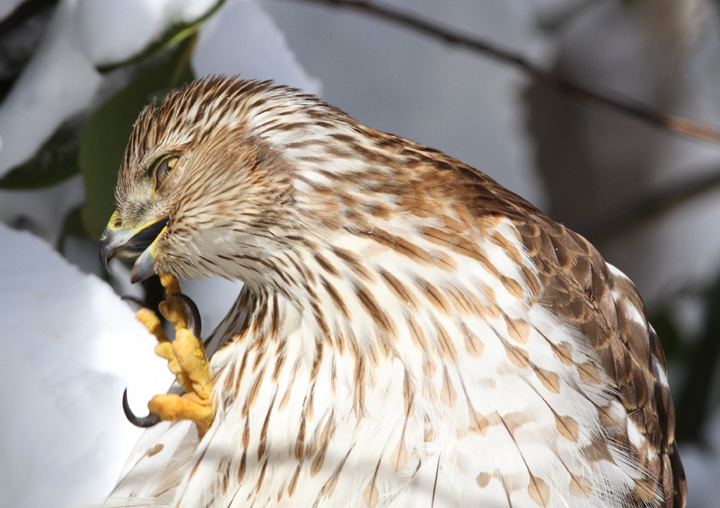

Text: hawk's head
xmin=99 ymin=75 xmax=516 ymax=294
xmin=99 ymin=77 xmax=336 ymax=287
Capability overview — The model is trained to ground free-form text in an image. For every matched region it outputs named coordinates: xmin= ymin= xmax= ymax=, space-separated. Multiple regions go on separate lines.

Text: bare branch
xmin=281 ymin=0 xmax=720 ymax=145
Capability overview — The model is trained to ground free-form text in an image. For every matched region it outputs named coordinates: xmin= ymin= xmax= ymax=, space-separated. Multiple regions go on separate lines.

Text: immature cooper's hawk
xmin=99 ymin=77 xmax=686 ymax=508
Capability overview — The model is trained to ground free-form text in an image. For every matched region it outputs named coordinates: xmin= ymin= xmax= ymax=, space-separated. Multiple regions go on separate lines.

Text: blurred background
xmin=1 ymin=0 xmax=719 ymax=506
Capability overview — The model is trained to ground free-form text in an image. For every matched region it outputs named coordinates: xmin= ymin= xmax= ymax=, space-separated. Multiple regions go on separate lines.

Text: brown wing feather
xmin=517 ymin=213 xmax=687 ymax=508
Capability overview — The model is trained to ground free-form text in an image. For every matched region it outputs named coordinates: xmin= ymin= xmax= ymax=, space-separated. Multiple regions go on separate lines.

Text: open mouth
xmin=99 ymin=216 xmax=168 ymax=283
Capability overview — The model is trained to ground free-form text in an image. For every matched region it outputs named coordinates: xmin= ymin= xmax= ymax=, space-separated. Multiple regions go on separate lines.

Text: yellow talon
xmin=131 ymin=272 xmax=215 ymax=437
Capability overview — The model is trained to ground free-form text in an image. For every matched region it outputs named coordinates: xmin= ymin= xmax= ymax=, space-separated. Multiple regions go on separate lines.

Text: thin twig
xmin=281 ymin=0 xmax=720 ymax=145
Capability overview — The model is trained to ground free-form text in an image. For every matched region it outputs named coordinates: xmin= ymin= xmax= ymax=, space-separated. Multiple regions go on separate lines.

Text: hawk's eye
xmin=155 ymin=156 xmax=178 ymax=189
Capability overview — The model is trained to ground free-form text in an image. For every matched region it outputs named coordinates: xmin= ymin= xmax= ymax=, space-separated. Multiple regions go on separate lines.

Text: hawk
xmin=98 ymin=76 xmax=686 ymax=508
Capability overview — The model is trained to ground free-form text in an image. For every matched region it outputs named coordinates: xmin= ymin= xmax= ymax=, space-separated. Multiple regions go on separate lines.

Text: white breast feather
xmin=103 ymin=218 xmax=655 ymax=508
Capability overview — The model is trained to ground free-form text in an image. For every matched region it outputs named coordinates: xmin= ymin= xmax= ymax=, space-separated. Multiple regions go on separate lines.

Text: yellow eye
xmin=155 ymin=156 xmax=178 ymax=189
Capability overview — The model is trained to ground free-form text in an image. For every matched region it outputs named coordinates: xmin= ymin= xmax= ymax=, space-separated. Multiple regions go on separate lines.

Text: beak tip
xmin=100 ymin=253 xmax=111 ymax=275
xmin=129 ymin=266 xmax=144 ymax=284
xmin=129 ymin=269 xmax=144 ymax=284
xmin=130 ymin=249 xmax=156 ymax=284
xmin=98 ymin=230 xmax=113 ymax=275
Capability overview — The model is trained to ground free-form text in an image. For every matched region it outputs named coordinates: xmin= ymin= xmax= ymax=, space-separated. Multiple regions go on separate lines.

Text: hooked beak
xmin=99 ymin=211 xmax=169 ymax=283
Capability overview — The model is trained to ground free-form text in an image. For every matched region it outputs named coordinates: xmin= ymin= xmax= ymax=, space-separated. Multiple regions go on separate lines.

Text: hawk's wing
xmin=518 ymin=214 xmax=686 ymax=507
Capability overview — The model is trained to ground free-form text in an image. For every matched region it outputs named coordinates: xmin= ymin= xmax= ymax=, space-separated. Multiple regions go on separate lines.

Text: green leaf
xmin=79 ymin=36 xmax=196 ymax=239
xmin=0 ymin=116 xmax=83 ymax=190
xmin=96 ymin=0 xmax=227 ymax=74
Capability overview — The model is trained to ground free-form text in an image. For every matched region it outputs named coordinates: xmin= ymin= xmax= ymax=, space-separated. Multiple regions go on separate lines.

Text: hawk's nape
xmin=101 ymin=76 xmax=686 ymax=508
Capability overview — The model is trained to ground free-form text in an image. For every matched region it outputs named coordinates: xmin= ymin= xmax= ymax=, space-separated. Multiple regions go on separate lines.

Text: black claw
xmin=169 ymin=293 xmax=202 ymax=339
xmin=122 ymin=388 xmax=161 ymax=428
xmin=121 ymin=295 xmax=150 ymax=310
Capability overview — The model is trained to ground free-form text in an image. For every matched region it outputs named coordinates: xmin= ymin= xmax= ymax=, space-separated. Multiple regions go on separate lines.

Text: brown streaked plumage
xmin=102 ymin=76 xmax=686 ymax=508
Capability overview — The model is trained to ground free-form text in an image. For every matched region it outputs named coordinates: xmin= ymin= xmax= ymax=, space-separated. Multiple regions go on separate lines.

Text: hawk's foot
xmin=124 ymin=273 xmax=215 ymax=437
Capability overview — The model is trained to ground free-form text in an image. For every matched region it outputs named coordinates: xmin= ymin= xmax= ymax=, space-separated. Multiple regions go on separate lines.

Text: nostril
xmin=114 ymin=217 xmax=123 ymax=228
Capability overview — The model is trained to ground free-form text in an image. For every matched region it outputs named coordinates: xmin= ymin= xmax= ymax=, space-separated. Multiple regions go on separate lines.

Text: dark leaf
xmin=0 ymin=116 xmax=83 ymax=189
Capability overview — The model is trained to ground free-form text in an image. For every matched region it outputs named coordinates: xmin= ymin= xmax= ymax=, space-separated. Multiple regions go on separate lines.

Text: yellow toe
xmin=148 ymin=393 xmax=215 ymax=437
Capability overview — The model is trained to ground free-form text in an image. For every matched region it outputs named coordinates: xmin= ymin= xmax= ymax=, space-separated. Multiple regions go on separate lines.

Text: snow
xmin=75 ymin=0 xmax=219 ymax=66
xmin=0 ymin=223 xmax=174 ymax=508
xmin=0 ymin=174 xmax=85 ymax=246
xmin=193 ymin=0 xmax=321 ymax=95
xmin=0 ymin=1 xmax=103 ymax=177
